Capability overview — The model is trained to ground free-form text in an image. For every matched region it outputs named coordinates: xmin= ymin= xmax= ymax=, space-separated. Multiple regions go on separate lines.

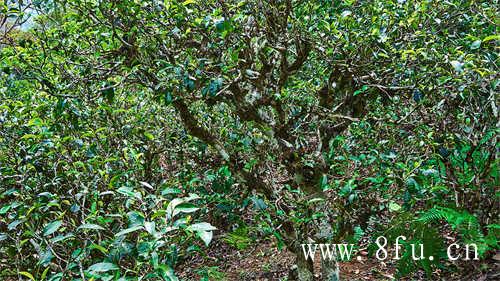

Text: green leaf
xmin=143 ymin=132 xmax=155 ymax=141
xmin=251 ymin=197 xmax=267 ymax=210
xmin=117 ymin=186 xmax=138 ymax=198
xmin=341 ymin=10 xmax=352 ymax=17
xmin=19 ymin=272 xmax=36 ymax=281
xmin=77 ymin=224 xmax=105 ymax=231
xmin=450 ymin=60 xmax=464 ymax=73
xmin=161 ymin=187 xmax=182 ymax=195
xmin=28 ymin=118 xmax=44 ymax=127
xmin=20 ymin=134 xmax=38 ymax=140
xmin=470 ymin=40 xmax=481 ymax=50
xmin=158 ymin=264 xmax=179 ymax=281
xmin=0 ymin=205 xmax=11 ymax=214
xmin=182 ymin=0 xmax=196 ymax=5
xmin=127 ymin=211 xmax=145 ymax=227
xmin=189 ymin=223 xmax=217 ymax=232
xmin=88 ymin=243 xmax=109 ymax=254
xmin=389 ymin=202 xmax=402 ymax=212
xmin=114 ymin=225 xmax=143 ymax=237
xmin=483 ymin=35 xmax=499 ymax=43
xmin=43 ymin=220 xmax=62 ymax=236
xmin=196 ymin=229 xmax=214 ymax=246
xmin=87 ymin=262 xmax=119 ymax=272
xmin=188 ymin=222 xmax=217 ymax=246
xmin=353 ymin=85 xmax=369 ymax=96
xmin=41 ymin=267 xmax=50 ymax=281
xmin=166 ymin=194 xmax=200 ymax=219
xmin=51 ymin=233 xmax=74 ymax=243
xmin=139 ymin=181 xmax=154 ymax=190
xmin=144 ymin=221 xmax=156 ymax=235
xmin=307 ymin=197 xmax=324 ymax=205
xmin=173 ymin=203 xmax=200 ymax=217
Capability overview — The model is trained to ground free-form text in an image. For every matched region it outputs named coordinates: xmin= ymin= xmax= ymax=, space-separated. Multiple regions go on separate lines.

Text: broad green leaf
xmin=158 ymin=264 xmax=179 ymax=281
xmin=470 ymin=40 xmax=481 ymax=50
xmin=188 ymin=222 xmax=217 ymax=246
xmin=389 ymin=202 xmax=402 ymax=212
xmin=115 ymin=225 xmax=143 ymax=237
xmin=28 ymin=118 xmax=44 ymax=126
xmin=172 ymin=203 xmax=199 ymax=218
xmin=483 ymin=35 xmax=499 ymax=42
xmin=0 ymin=205 xmax=11 ymax=214
xmin=127 ymin=211 xmax=145 ymax=227
xmin=188 ymin=222 xmax=217 ymax=232
xmin=144 ymin=221 xmax=156 ymax=235
xmin=251 ymin=197 xmax=267 ymax=210
xmin=195 ymin=229 xmax=214 ymax=246
xmin=43 ymin=220 xmax=62 ymax=236
xmin=161 ymin=187 xmax=181 ymax=195
xmin=353 ymin=85 xmax=369 ymax=96
xmin=143 ymin=132 xmax=155 ymax=141
xmin=87 ymin=262 xmax=119 ymax=272
xmin=450 ymin=60 xmax=464 ymax=73
xmin=117 ymin=186 xmax=137 ymax=197
xmin=77 ymin=224 xmax=105 ymax=231
xmin=166 ymin=194 xmax=200 ymax=219
xmin=51 ymin=233 xmax=74 ymax=243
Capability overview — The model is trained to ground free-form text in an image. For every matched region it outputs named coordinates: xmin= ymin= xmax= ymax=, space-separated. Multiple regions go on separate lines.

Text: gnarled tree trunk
xmin=321 ymin=257 xmax=340 ymax=281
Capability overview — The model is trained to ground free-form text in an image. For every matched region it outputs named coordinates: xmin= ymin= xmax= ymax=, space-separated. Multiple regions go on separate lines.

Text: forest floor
xmin=178 ymin=237 xmax=499 ymax=281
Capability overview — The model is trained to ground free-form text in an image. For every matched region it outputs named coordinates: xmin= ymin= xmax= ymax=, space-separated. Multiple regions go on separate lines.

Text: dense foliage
xmin=1 ymin=0 xmax=498 ymax=280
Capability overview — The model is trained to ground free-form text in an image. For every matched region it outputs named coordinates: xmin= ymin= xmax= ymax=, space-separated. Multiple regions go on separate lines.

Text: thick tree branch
xmin=172 ymin=97 xmax=275 ymax=197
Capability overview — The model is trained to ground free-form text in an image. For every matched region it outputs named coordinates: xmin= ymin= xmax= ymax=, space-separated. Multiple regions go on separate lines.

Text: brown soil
xmin=177 ymin=238 xmax=499 ymax=281
xmin=177 ymin=238 xmax=294 ymax=281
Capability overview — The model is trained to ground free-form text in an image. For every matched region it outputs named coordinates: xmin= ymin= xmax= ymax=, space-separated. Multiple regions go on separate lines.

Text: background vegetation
xmin=0 ymin=0 xmax=498 ymax=280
